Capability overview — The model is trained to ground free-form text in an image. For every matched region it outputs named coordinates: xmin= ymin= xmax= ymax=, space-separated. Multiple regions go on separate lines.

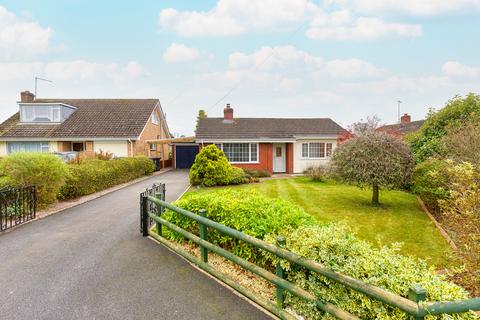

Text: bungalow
xmin=377 ymin=113 xmax=425 ymax=137
xmin=194 ymin=104 xmax=346 ymax=174
xmin=0 ymin=91 xmax=172 ymax=160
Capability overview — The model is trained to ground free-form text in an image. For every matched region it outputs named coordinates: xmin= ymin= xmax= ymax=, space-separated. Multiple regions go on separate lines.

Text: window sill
xmin=300 ymin=157 xmax=330 ymax=160
xmin=229 ymin=161 xmax=260 ymax=164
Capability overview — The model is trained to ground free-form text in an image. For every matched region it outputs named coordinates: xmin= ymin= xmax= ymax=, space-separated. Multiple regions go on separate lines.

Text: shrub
xmin=163 ymin=189 xmax=316 ymax=265
xmin=303 ymin=164 xmax=331 ymax=182
xmin=58 ymin=157 xmax=154 ymax=199
xmin=0 ymin=153 xmax=68 ymax=209
xmin=443 ymin=122 xmax=480 ymax=165
xmin=229 ymin=167 xmax=248 ymax=185
xmin=332 ymin=132 xmax=414 ymax=205
xmin=412 ymin=159 xmax=450 ymax=211
xmin=242 ymin=168 xmax=271 ymax=178
xmin=264 ymin=224 xmax=475 ymax=320
xmin=407 ymin=93 xmax=480 ymax=163
xmin=189 ymin=145 xmax=233 ymax=186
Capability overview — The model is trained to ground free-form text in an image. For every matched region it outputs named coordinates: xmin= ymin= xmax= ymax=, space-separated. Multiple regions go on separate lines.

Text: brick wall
xmin=286 ymin=143 xmax=293 ymax=174
xmin=135 ymin=106 xmax=170 ymax=158
xmin=231 ymin=143 xmax=273 ymax=172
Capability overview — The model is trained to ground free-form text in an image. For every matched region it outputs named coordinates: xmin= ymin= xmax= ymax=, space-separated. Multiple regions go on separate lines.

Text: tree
xmin=332 ymin=132 xmax=414 ymax=205
xmin=407 ymin=93 xmax=480 ymax=163
xmin=189 ymin=145 xmax=233 ymax=186
xmin=195 ymin=109 xmax=207 ymax=131
xmin=349 ymin=115 xmax=382 ymax=136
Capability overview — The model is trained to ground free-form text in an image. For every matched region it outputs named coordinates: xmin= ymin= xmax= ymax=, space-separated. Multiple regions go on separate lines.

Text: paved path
xmin=0 ymin=170 xmax=271 ymax=320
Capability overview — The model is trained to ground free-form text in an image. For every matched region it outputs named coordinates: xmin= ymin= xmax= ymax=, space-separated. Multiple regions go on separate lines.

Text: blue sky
xmin=1 ymin=1 xmax=479 ymax=135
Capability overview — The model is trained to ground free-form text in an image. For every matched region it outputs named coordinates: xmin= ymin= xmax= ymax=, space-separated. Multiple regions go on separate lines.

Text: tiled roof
xmin=377 ymin=120 xmax=425 ymax=135
xmin=196 ymin=118 xmax=346 ymax=140
xmin=0 ymin=99 xmax=160 ymax=139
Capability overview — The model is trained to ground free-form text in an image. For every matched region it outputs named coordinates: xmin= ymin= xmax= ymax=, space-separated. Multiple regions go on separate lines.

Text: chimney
xmin=223 ymin=103 xmax=233 ymax=121
xmin=20 ymin=91 xmax=35 ymax=103
xmin=400 ymin=113 xmax=411 ymax=124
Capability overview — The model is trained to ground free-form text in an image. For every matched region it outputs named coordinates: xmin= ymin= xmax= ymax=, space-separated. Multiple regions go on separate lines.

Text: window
xmin=275 ymin=146 xmax=282 ymax=157
xmin=301 ymin=142 xmax=332 ymax=159
xmin=20 ymin=105 xmax=65 ymax=123
xmin=326 ymin=143 xmax=333 ymax=157
xmin=215 ymin=143 xmax=258 ymax=163
xmin=149 ymin=143 xmax=157 ymax=151
xmin=151 ymin=113 xmax=159 ymax=125
xmin=7 ymin=142 xmax=50 ymax=154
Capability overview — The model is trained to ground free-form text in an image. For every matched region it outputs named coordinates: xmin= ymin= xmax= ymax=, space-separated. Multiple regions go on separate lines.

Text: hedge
xmin=58 ymin=157 xmax=154 ymax=199
xmin=165 ymin=189 xmax=474 ymax=319
xmin=0 ymin=153 xmax=68 ymax=209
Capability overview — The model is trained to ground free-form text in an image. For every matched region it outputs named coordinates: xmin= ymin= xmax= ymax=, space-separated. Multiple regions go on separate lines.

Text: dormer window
xmin=19 ymin=103 xmax=75 ymax=123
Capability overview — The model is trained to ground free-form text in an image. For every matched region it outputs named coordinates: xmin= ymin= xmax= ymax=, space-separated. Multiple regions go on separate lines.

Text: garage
xmin=174 ymin=144 xmax=199 ymax=169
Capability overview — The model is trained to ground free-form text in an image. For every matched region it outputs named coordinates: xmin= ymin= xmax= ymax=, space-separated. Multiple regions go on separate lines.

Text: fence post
xmin=141 ymin=194 xmax=148 ymax=237
xmin=276 ymin=235 xmax=286 ymax=309
xmin=155 ymin=192 xmax=163 ymax=236
xmin=408 ymin=284 xmax=427 ymax=320
xmin=199 ymin=209 xmax=208 ymax=263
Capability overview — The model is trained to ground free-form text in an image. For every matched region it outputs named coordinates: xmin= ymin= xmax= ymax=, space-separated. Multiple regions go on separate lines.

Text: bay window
xmin=215 ymin=143 xmax=259 ymax=163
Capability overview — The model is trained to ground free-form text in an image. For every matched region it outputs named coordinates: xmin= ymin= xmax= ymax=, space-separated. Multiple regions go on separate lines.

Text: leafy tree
xmin=195 ymin=109 xmax=207 ymax=131
xmin=407 ymin=93 xmax=480 ymax=163
xmin=332 ymin=132 xmax=414 ymax=205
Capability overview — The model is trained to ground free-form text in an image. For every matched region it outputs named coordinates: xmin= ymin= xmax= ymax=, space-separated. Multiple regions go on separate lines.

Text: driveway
xmin=0 ymin=170 xmax=271 ymax=320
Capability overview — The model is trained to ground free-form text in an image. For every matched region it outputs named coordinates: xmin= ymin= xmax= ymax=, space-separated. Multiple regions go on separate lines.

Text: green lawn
xmin=190 ymin=177 xmax=454 ymax=267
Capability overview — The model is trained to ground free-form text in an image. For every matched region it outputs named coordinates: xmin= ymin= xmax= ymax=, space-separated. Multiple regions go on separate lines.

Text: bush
xmin=408 ymin=93 xmax=480 ymax=163
xmin=58 ymin=157 xmax=154 ymax=199
xmin=412 ymin=159 xmax=450 ymax=211
xmin=229 ymin=167 xmax=248 ymax=185
xmin=264 ymin=224 xmax=475 ymax=320
xmin=163 ymin=189 xmax=316 ymax=265
xmin=0 ymin=153 xmax=68 ymax=208
xmin=443 ymin=122 xmax=480 ymax=165
xmin=189 ymin=145 xmax=233 ymax=186
xmin=242 ymin=168 xmax=271 ymax=178
xmin=303 ymin=164 xmax=331 ymax=182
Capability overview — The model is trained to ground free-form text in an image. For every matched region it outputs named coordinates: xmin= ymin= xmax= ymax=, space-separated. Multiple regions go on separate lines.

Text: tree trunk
xmin=372 ymin=184 xmax=379 ymax=205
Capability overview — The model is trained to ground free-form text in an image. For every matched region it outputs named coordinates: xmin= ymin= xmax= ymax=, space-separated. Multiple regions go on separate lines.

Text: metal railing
xmin=0 ymin=186 xmax=36 ymax=232
xmin=140 ymin=184 xmax=480 ymax=319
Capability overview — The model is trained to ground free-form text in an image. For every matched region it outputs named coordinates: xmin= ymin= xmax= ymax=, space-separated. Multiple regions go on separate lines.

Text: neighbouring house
xmin=377 ymin=113 xmax=425 ymax=137
xmin=0 ymin=91 xmax=172 ymax=161
xmin=187 ymin=104 xmax=346 ymax=174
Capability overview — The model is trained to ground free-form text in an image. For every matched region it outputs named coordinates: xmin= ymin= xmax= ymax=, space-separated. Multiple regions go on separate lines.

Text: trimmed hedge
xmin=58 ymin=157 xmax=154 ymax=199
xmin=164 ymin=189 xmax=316 ymax=264
xmin=0 ymin=153 xmax=68 ymax=209
xmin=164 ymin=189 xmax=474 ymax=319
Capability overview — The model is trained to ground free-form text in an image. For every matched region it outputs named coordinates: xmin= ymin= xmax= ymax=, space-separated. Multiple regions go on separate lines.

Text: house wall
xmin=293 ymin=139 xmax=337 ymax=173
xmin=57 ymin=141 xmax=72 ymax=152
xmin=94 ymin=141 xmax=129 ymax=157
xmin=49 ymin=141 xmax=59 ymax=153
xmin=230 ymin=143 xmax=273 ymax=173
xmin=0 ymin=142 xmax=6 ymax=157
xmin=135 ymin=106 xmax=169 ymax=158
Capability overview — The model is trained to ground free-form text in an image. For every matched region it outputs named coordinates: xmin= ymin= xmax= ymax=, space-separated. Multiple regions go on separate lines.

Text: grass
xmin=190 ymin=177 xmax=454 ymax=267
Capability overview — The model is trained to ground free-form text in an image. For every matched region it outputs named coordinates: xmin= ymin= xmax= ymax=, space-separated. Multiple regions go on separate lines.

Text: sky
xmin=0 ymin=0 xmax=479 ymax=136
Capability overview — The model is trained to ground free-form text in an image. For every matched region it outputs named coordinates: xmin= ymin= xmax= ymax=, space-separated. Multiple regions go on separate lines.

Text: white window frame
xmin=151 ymin=112 xmax=159 ymax=125
xmin=215 ymin=143 xmax=259 ymax=164
xmin=301 ymin=142 xmax=333 ymax=159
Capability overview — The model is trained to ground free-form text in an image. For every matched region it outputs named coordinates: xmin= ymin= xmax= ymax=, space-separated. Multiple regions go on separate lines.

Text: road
xmin=0 ymin=170 xmax=271 ymax=320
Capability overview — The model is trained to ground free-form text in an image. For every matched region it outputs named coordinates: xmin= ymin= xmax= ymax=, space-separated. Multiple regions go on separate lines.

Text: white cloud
xmin=0 ymin=6 xmax=53 ymax=60
xmin=324 ymin=59 xmax=387 ymax=79
xmin=163 ymin=43 xmax=200 ymax=63
xmin=442 ymin=61 xmax=480 ymax=78
xmin=0 ymin=60 xmax=145 ymax=82
xmin=327 ymin=0 xmax=480 ymax=16
xmin=159 ymin=0 xmax=317 ymax=37
xmin=306 ymin=10 xmax=422 ymax=40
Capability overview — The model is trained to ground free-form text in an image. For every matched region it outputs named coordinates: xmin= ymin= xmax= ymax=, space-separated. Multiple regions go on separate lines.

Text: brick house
xmin=194 ymin=104 xmax=346 ymax=174
xmin=376 ymin=113 xmax=425 ymax=137
xmin=0 ymin=91 xmax=171 ymax=159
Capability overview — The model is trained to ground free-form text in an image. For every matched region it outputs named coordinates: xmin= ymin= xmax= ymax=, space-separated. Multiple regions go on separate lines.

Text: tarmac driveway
xmin=0 ymin=170 xmax=271 ymax=320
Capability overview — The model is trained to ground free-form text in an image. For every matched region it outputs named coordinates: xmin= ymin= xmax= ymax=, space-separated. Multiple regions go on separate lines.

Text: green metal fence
xmin=140 ymin=185 xmax=480 ymax=320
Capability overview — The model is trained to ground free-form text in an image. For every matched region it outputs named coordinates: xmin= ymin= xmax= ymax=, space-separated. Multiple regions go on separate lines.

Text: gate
xmin=0 ymin=186 xmax=36 ymax=232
